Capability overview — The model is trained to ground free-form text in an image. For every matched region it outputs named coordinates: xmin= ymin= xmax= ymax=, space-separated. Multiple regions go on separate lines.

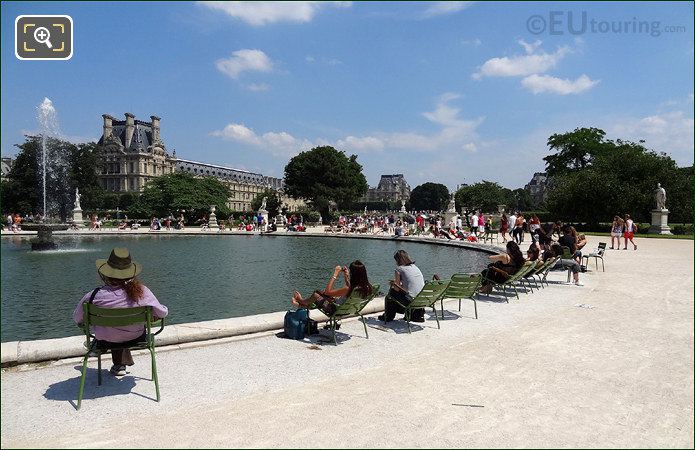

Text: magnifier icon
xmin=33 ymin=27 xmax=53 ymax=49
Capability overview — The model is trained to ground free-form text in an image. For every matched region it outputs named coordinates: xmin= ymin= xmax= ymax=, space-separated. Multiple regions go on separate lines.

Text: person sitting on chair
xmin=73 ymin=248 xmax=168 ymax=377
xmin=479 ymin=241 xmax=526 ymax=294
xmin=379 ymin=250 xmax=426 ymax=323
xmin=292 ymin=261 xmax=373 ymax=317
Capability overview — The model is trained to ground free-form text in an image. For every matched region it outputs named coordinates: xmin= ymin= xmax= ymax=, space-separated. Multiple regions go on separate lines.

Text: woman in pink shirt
xmin=74 ymin=248 xmax=168 ymax=377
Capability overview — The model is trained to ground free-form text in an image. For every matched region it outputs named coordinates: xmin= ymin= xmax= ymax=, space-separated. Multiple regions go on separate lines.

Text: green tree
xmin=510 ymin=188 xmax=534 ymax=211
xmin=284 ymin=146 xmax=368 ymax=220
xmin=545 ymin=138 xmax=692 ymax=224
xmin=544 ymin=127 xmax=609 ymax=177
xmin=2 ymin=136 xmax=104 ymax=219
xmin=70 ymin=142 xmax=105 ymax=210
xmin=250 ymin=189 xmax=282 ymax=217
xmin=408 ymin=182 xmax=450 ymax=211
xmin=454 ymin=181 xmax=512 ymax=213
xmin=137 ymin=172 xmax=231 ymax=219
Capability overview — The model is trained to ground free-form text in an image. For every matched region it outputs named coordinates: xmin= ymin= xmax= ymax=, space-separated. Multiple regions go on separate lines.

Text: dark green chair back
xmin=409 ymin=280 xmax=451 ymax=308
xmin=507 ymin=261 xmax=535 ymax=283
xmin=561 ymin=246 xmax=573 ymax=259
xmin=444 ymin=274 xmax=481 ymax=299
xmin=332 ymin=284 xmax=380 ymax=319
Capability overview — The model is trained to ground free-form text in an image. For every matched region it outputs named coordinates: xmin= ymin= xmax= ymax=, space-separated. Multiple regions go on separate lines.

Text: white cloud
xmin=473 ymin=43 xmax=569 ymax=79
xmin=210 ymin=123 xmax=314 ymax=156
xmin=518 ymin=39 xmax=542 ymax=54
xmin=246 ymin=82 xmax=270 ymax=92
xmin=336 ymin=93 xmax=484 ymax=153
xmin=608 ymin=111 xmax=694 ymax=163
xmin=305 ymin=55 xmax=316 ymax=63
xmin=423 ymin=1 xmax=473 ymax=18
xmin=215 ymin=49 xmax=274 ymax=80
xmin=336 ymin=136 xmax=385 ymax=152
xmin=521 ymin=74 xmax=599 ymax=95
xmin=462 ymin=38 xmax=482 ymax=47
xmin=198 ymin=1 xmax=351 ymax=26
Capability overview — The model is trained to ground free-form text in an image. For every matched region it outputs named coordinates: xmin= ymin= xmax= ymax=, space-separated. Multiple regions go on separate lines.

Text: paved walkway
xmin=1 ymin=236 xmax=693 ymax=448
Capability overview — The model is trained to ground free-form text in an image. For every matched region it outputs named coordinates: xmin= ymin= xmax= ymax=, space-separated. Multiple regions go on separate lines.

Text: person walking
xmin=623 ymin=214 xmax=637 ymax=250
xmin=610 ymin=215 xmax=624 ymax=249
xmin=500 ymin=213 xmax=509 ymax=243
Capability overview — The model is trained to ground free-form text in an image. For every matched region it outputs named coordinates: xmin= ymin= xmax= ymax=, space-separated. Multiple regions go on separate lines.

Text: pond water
xmin=1 ymin=235 xmax=491 ymax=342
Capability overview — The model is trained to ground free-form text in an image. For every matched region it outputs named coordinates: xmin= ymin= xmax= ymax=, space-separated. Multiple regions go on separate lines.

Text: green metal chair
xmin=483 ymin=261 xmax=535 ymax=301
xmin=310 ymin=284 xmax=380 ymax=345
xmin=482 ymin=229 xmax=499 ymax=244
xmin=525 ymin=257 xmax=557 ymax=289
xmin=77 ymin=304 xmax=164 ymax=410
xmin=392 ymin=280 xmax=450 ymax=333
xmin=441 ymin=273 xmax=482 ymax=319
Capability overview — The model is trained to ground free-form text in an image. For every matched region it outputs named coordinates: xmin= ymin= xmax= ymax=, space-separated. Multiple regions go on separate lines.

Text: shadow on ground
xmin=44 ymin=365 xmax=156 ymax=410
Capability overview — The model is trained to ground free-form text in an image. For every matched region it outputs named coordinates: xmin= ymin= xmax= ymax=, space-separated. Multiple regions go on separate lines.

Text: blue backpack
xmin=284 ymin=309 xmax=308 ymax=340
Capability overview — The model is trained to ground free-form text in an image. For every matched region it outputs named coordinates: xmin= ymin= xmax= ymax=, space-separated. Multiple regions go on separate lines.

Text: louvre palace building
xmin=96 ymin=113 xmax=292 ymax=212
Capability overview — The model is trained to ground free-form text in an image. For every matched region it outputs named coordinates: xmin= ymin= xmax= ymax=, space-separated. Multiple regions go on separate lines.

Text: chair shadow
xmin=475 ymin=292 xmax=515 ymax=303
xmin=44 ymin=365 xmax=154 ymax=410
xmin=274 ymin=328 xmax=355 ymax=346
xmin=435 ymin=308 xmax=463 ymax=321
xmin=363 ymin=317 xmax=424 ymax=334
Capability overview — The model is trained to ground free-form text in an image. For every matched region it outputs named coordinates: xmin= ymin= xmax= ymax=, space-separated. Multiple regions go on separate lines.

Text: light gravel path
xmin=1 ymin=236 xmax=693 ymax=448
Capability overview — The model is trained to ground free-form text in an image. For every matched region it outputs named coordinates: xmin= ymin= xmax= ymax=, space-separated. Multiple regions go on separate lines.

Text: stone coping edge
xmin=0 ymin=298 xmax=386 ymax=367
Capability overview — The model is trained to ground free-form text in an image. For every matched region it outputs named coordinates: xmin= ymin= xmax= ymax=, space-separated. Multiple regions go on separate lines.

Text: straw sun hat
xmin=96 ymin=247 xmax=142 ymax=280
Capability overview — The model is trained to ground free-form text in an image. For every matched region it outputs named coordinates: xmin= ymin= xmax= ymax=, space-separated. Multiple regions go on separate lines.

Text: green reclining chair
xmin=392 ymin=280 xmax=450 ymax=333
xmin=310 ymin=284 xmax=380 ymax=345
xmin=483 ymin=261 xmax=535 ymax=301
xmin=77 ymin=304 xmax=164 ymax=410
xmin=441 ymin=273 xmax=482 ymax=319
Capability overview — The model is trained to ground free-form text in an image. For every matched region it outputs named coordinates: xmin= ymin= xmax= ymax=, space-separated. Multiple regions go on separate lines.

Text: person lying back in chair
xmin=292 ymin=261 xmax=373 ymax=316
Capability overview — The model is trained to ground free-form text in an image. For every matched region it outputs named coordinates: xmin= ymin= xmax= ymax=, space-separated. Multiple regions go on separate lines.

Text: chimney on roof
xmin=102 ymin=114 xmax=114 ymax=140
xmin=150 ymin=115 xmax=161 ymax=142
xmin=125 ymin=113 xmax=135 ymax=148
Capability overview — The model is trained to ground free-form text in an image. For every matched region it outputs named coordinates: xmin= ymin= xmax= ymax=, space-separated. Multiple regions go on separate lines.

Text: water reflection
xmin=1 ymin=235 xmax=490 ymax=341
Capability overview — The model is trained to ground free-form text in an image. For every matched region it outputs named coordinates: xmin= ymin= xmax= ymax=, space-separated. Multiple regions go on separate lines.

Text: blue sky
xmin=2 ymin=1 xmax=693 ymax=189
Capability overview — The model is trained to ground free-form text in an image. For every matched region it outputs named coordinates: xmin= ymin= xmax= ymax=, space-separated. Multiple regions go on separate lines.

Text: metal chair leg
xmin=433 ymin=306 xmax=440 ymax=329
xmin=150 ymin=347 xmax=160 ymax=402
xmin=97 ymin=353 xmax=102 ymax=386
xmin=77 ymin=353 xmax=89 ymax=410
xmin=361 ymin=315 xmax=369 ymax=339
xmin=473 ymin=297 xmax=478 ymax=319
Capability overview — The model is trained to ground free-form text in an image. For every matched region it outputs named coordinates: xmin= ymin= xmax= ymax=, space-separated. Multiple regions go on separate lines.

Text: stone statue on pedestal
xmin=260 ymin=197 xmax=267 ymax=212
xmin=446 ymin=194 xmax=456 ymax=213
xmin=74 ymin=188 xmax=81 ymax=210
xmin=655 ymin=183 xmax=666 ymax=210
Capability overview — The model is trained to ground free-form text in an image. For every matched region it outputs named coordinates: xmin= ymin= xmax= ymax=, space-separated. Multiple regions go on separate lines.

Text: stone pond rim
xmin=21 ymin=223 xmax=70 ymax=251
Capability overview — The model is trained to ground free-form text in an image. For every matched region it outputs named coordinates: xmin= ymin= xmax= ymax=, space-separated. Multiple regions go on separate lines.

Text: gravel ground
xmin=1 ymin=236 xmax=693 ymax=448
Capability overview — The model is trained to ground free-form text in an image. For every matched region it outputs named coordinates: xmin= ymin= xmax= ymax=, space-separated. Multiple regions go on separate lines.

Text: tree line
xmin=2 ymin=128 xmax=692 ymax=225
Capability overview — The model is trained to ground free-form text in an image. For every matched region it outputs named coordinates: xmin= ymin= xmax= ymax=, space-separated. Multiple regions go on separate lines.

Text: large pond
xmin=1 ymin=235 xmax=491 ymax=342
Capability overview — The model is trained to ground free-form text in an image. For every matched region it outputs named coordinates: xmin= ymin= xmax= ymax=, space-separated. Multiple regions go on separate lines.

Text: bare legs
xmin=292 ymin=291 xmax=321 ymax=308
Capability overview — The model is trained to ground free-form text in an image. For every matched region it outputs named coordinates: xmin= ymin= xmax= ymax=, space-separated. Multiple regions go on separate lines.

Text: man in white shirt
xmin=508 ymin=212 xmax=517 ymax=235
xmin=470 ymin=212 xmax=479 ymax=234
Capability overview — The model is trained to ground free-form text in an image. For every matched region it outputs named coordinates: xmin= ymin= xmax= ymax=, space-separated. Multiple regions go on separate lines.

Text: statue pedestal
xmin=648 ymin=209 xmax=671 ymax=235
xmin=443 ymin=211 xmax=457 ymax=226
xmin=208 ymin=212 xmax=218 ymax=229
xmin=72 ymin=208 xmax=83 ymax=228
xmin=259 ymin=210 xmax=268 ymax=231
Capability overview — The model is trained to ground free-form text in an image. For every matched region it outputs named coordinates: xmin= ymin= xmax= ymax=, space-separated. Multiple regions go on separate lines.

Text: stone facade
xmin=96 ymin=113 xmax=298 ymax=212
xmin=524 ymin=172 xmax=548 ymax=205
xmin=96 ymin=113 xmax=177 ymax=192
xmin=176 ymin=159 xmax=286 ymax=212
xmin=1 ymin=157 xmax=13 ymax=180
xmin=361 ymin=174 xmax=411 ymax=203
